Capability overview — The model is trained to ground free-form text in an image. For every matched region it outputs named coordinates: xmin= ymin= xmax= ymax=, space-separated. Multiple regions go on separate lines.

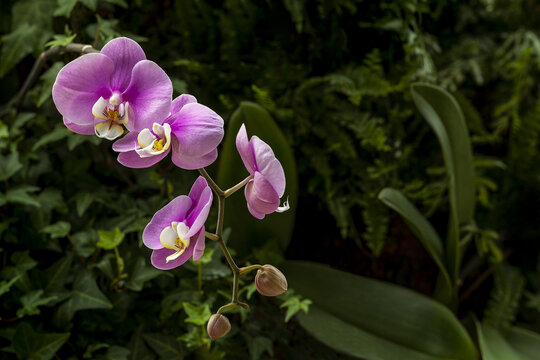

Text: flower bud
xmin=255 ymin=265 xmax=288 ymax=296
xmin=207 ymin=314 xmax=231 ymax=339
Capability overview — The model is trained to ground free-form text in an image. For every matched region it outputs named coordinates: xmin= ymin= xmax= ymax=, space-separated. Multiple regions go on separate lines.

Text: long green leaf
xmin=411 ymin=83 xmax=475 ymax=282
xmin=476 ymin=322 xmax=522 ymax=360
xmin=282 ymin=261 xmax=477 ymax=360
xmin=507 ymin=327 xmax=540 ymax=360
xmin=217 ymin=102 xmax=298 ymax=255
xmin=411 ymin=83 xmax=475 ymax=223
xmin=378 ymin=187 xmax=452 ymax=301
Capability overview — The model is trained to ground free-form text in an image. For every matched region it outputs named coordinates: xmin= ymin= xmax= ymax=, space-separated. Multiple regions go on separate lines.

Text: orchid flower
xmin=143 ymin=176 xmax=212 ymax=270
xmin=112 ymin=94 xmax=224 ymax=169
xmin=52 ymin=37 xmax=172 ymax=140
xmin=236 ymin=124 xmax=289 ymax=219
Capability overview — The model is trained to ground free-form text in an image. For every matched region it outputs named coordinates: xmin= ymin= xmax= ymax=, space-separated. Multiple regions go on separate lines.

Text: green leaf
xmin=378 ymin=188 xmax=452 ymax=301
xmin=411 ymin=84 xmax=475 ymax=221
xmin=12 ymin=323 xmax=69 ymax=360
xmin=143 ymin=333 xmax=183 ymax=359
xmin=53 ymin=0 xmax=78 ymax=17
xmin=32 ymin=127 xmax=70 ymax=151
xmin=0 ymin=152 xmax=23 ymax=181
xmin=507 ymin=327 xmax=540 ymax=360
xmin=75 ymin=192 xmax=96 ymax=217
xmin=217 ymin=102 xmax=298 ymax=255
xmin=411 ymin=83 xmax=476 ymax=282
xmin=282 ymin=261 xmax=477 ymax=360
xmin=105 ymin=345 xmax=130 ymax=360
xmin=72 ymin=230 xmax=97 ymax=257
xmin=0 ymin=24 xmax=39 ymax=78
xmin=97 ymin=228 xmax=124 ymax=250
xmin=182 ymin=302 xmax=211 ymax=326
xmin=0 ymin=274 xmax=22 ymax=296
xmin=125 ymin=257 xmax=165 ymax=291
xmin=41 ymin=221 xmax=71 ymax=239
xmin=44 ymin=253 xmax=73 ymax=293
xmin=280 ymin=294 xmax=312 ymax=322
xmin=5 ymin=186 xmax=41 ymax=208
xmin=80 ymin=0 xmax=98 ymax=10
xmin=193 ymin=248 xmax=214 ymax=265
xmin=476 ymin=322 xmax=521 ymax=360
xmin=248 ymin=336 xmax=274 ymax=360
xmin=55 ymin=269 xmax=112 ymax=324
xmin=17 ymin=290 xmax=57 ymax=317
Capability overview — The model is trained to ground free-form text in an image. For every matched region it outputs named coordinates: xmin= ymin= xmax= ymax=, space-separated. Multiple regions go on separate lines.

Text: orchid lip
xmin=276 ymin=196 xmax=290 ymax=213
xmin=159 ymin=221 xmax=191 ymax=263
xmin=135 ymin=122 xmax=172 ymax=158
xmin=92 ymin=96 xmax=130 ymax=140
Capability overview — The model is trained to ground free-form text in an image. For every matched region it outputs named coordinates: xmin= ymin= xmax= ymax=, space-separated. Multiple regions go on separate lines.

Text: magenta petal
xmin=245 ymin=172 xmax=280 ymax=216
xmin=122 ymin=60 xmax=173 ymax=131
xmin=52 ymin=53 xmax=113 ymax=126
xmin=235 ymin=124 xmax=255 ymax=173
xmin=170 ymin=103 xmax=224 ymax=157
xmin=185 ymin=187 xmax=212 ymax=238
xmin=100 ymin=37 xmax=146 ymax=92
xmin=117 ymin=148 xmax=169 ymax=168
xmin=170 ymin=94 xmax=197 ymax=115
xmin=63 ymin=118 xmax=95 ymax=135
xmin=251 ymin=136 xmax=286 ymax=197
xmin=192 ymin=229 xmax=206 ymax=261
xmin=247 ymin=201 xmax=266 ymax=219
xmin=112 ymin=131 xmax=139 ymax=152
xmin=188 ymin=176 xmax=209 ymax=202
xmin=151 ymin=245 xmax=194 ymax=270
xmin=143 ymin=195 xmax=193 ymax=250
xmin=171 ymin=139 xmax=218 ymax=170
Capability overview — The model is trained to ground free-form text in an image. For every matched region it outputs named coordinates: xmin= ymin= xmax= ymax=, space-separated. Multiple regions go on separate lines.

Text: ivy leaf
xmin=177 ymin=326 xmax=207 ymax=350
xmin=182 ymin=302 xmax=211 ymax=326
xmin=0 ymin=24 xmax=39 ymax=78
xmin=97 ymin=228 xmax=124 ymax=250
xmin=248 ymin=336 xmax=274 ymax=360
xmin=53 ymin=0 xmax=78 ymax=17
xmin=0 ymin=274 xmax=22 ymax=296
xmin=72 ymin=230 xmax=97 ymax=258
xmin=5 ymin=186 xmax=41 ymax=208
xmin=45 ymin=254 xmax=73 ymax=293
xmin=41 ymin=222 xmax=71 ymax=239
xmin=143 ymin=333 xmax=183 ymax=359
xmin=125 ymin=257 xmax=166 ymax=291
xmin=17 ymin=290 xmax=57 ymax=317
xmin=0 ymin=152 xmax=23 ymax=181
xmin=32 ymin=127 xmax=71 ymax=151
xmin=55 ymin=270 xmax=112 ymax=324
xmin=12 ymin=322 xmax=69 ymax=360
xmin=75 ymin=192 xmax=96 ymax=217
xmin=280 ymin=295 xmax=312 ymax=322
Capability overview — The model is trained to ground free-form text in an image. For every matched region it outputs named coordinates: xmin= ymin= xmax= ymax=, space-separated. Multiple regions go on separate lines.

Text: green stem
xmin=197 ymin=263 xmax=202 ymax=292
xmin=205 ymin=231 xmax=219 ymax=241
xmin=224 ymin=175 xmax=253 ymax=198
xmin=198 ymin=168 xmax=224 ymax=197
xmin=239 ymin=264 xmax=263 ymax=275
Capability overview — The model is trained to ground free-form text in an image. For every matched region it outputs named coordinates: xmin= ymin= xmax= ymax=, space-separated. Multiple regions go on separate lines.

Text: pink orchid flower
xmin=112 ymin=94 xmax=224 ymax=169
xmin=52 ymin=37 xmax=172 ymax=140
xmin=143 ymin=176 xmax=212 ymax=270
xmin=236 ymin=124 xmax=289 ymax=219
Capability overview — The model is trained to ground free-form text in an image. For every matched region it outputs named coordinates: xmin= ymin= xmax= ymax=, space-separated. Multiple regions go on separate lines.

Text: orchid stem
xmin=205 ymin=231 xmax=219 ymax=241
xmin=224 ymin=175 xmax=253 ymax=198
xmin=197 ymin=167 xmax=241 ymax=304
xmin=239 ymin=264 xmax=263 ymax=275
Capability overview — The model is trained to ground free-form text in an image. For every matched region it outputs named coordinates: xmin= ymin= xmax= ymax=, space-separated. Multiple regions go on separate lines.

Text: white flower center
xmin=135 ymin=123 xmax=172 ymax=158
xmin=92 ymin=95 xmax=130 ymax=140
xmin=159 ymin=221 xmax=191 ymax=263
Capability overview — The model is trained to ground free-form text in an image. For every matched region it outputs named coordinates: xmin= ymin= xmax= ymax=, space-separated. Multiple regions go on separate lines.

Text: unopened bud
xmin=207 ymin=314 xmax=231 ymax=339
xmin=255 ymin=265 xmax=288 ymax=296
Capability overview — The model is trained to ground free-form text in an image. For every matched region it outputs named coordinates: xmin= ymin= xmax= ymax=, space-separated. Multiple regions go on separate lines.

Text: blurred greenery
xmin=1 ymin=0 xmax=540 ymax=359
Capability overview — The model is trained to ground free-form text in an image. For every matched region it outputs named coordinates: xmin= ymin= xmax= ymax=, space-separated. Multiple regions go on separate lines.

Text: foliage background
xmin=1 ymin=0 xmax=540 ymax=359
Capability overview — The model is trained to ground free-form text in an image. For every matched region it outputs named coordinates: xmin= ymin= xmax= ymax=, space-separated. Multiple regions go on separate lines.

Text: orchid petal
xmin=52 ymin=53 xmax=113 ymax=126
xmin=143 ymin=196 xmax=192 ymax=249
xmin=169 ymin=103 xmax=224 ymax=157
xmin=112 ymin=131 xmax=139 ymax=152
xmin=171 ymin=139 xmax=218 ymax=169
xmin=185 ymin=186 xmax=212 ymax=238
xmin=192 ymin=229 xmax=206 ymax=262
xmin=170 ymin=94 xmax=197 ymax=115
xmin=122 ymin=60 xmax=172 ymax=131
xmin=244 ymin=172 xmax=280 ymax=216
xmin=235 ymin=124 xmax=255 ymax=173
xmin=151 ymin=245 xmax=194 ymax=270
xmin=100 ymin=37 xmax=146 ymax=92
xmin=63 ymin=118 xmax=95 ymax=135
xmin=117 ymin=148 xmax=169 ymax=168
xmin=251 ymin=137 xmax=286 ymax=197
